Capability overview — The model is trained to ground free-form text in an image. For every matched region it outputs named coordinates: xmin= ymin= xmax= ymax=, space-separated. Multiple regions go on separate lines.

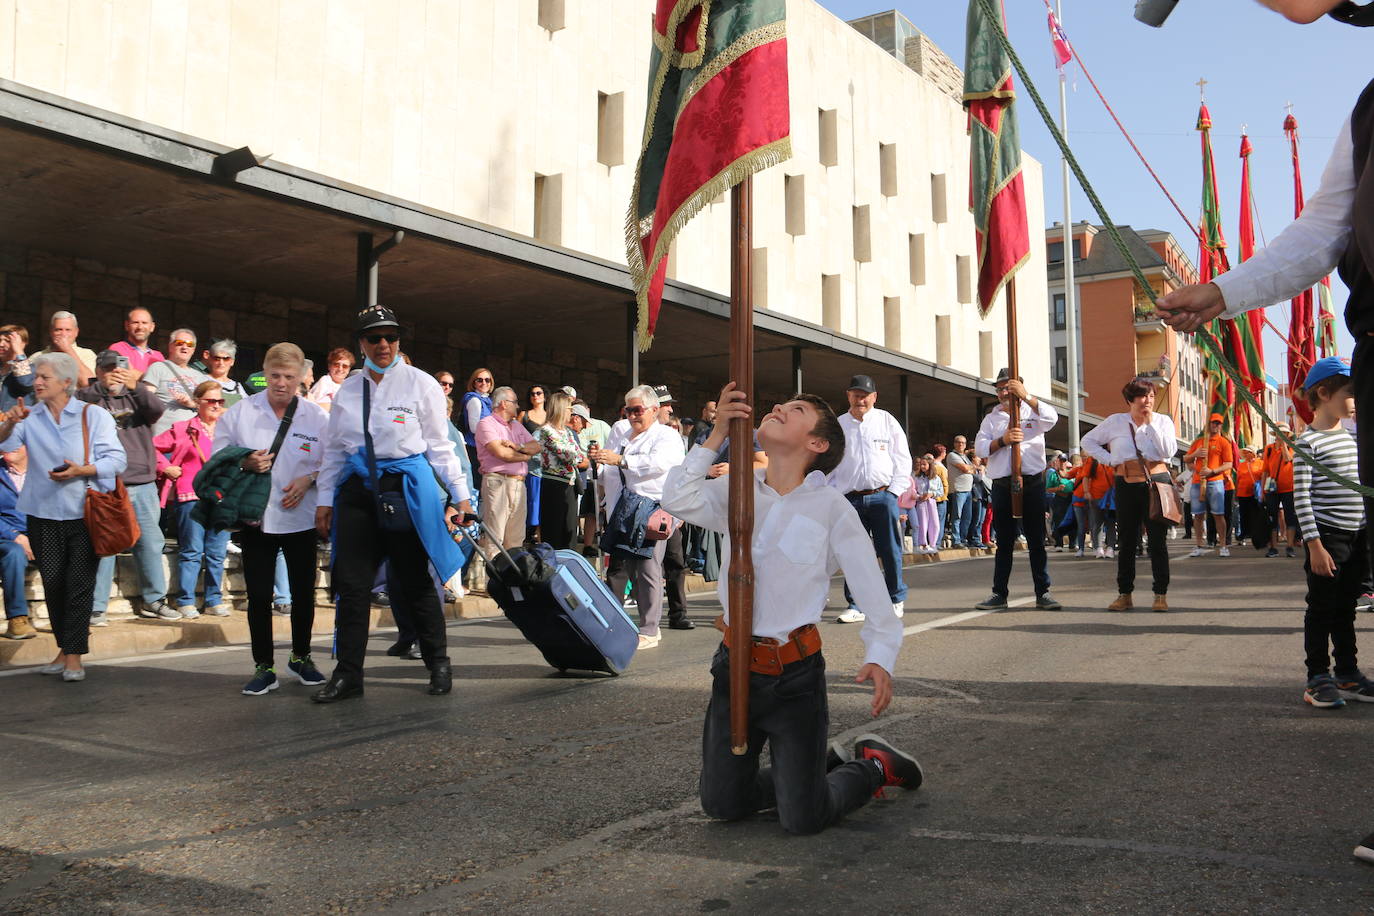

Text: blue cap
xmin=1301 ymin=355 xmax=1351 ymax=389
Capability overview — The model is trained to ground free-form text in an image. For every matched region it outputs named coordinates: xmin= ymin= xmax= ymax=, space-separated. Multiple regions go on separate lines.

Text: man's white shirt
xmin=827 ymin=407 xmax=913 ymax=496
xmin=974 ymin=399 xmax=1059 ymax=477
xmin=213 ymin=392 xmax=329 ymax=534
xmin=599 ymin=420 xmax=685 ymax=512
xmin=663 ymin=445 xmax=902 ymax=674
xmin=316 ymin=362 xmax=471 ymax=507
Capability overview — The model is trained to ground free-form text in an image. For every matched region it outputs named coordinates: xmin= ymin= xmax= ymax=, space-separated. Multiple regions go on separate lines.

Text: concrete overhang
xmin=0 ymin=79 xmax=1098 ymax=443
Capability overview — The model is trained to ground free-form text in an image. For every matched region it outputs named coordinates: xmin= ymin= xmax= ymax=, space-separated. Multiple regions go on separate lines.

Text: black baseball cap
xmin=95 ymin=349 xmax=125 ymax=369
xmin=847 ymin=374 xmax=876 ymax=393
xmin=356 ymin=304 xmax=400 ymax=335
xmin=653 ymin=385 xmax=675 ymax=404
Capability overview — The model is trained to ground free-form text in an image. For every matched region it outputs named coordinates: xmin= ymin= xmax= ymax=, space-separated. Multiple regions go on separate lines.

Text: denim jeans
xmin=935 ymin=500 xmax=948 ymax=547
xmin=949 ymin=491 xmax=972 ymax=545
xmin=969 ymin=501 xmax=988 ymax=546
xmin=173 ymin=501 xmax=230 ymax=607
xmin=93 ymin=481 xmax=167 ymax=613
xmin=699 ymin=646 xmax=882 ymax=835
xmin=842 ymin=490 xmax=907 ymax=605
xmin=0 ymin=538 xmax=29 ymax=617
xmin=989 ymin=473 xmax=1050 ymax=599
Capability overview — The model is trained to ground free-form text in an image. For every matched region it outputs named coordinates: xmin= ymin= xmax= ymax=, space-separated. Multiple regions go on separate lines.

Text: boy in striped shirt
xmin=1293 ymin=356 xmax=1373 ymax=708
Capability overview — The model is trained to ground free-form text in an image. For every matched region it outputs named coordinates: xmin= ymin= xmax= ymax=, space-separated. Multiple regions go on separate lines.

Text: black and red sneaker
xmin=855 ymin=734 xmax=924 ymax=794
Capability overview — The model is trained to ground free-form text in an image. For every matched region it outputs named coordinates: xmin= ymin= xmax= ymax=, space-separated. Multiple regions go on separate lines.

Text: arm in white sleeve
xmin=1080 ymin=416 xmax=1116 ymax=466
xmin=1030 ymin=398 xmax=1059 ymax=435
xmin=315 ymin=399 xmax=346 ymax=508
xmin=464 ymin=396 xmax=483 ymax=435
xmin=419 ymin=380 xmax=470 ymax=504
xmin=660 ymin=445 xmax=730 ymax=533
xmin=1214 ymin=118 xmax=1354 ymax=317
xmin=887 ymin=413 xmax=913 ymax=495
xmin=974 ymin=413 xmax=999 ymax=459
xmin=829 ymin=501 xmax=902 ymax=674
xmin=1143 ymin=415 xmax=1177 ymax=461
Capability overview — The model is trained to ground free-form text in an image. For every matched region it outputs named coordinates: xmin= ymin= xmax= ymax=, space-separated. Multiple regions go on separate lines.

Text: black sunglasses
xmin=364 ymin=332 xmax=400 ymax=344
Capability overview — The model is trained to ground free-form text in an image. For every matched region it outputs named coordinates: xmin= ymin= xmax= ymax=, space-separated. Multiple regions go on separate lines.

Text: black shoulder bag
xmin=363 ymin=380 xmax=413 ymax=533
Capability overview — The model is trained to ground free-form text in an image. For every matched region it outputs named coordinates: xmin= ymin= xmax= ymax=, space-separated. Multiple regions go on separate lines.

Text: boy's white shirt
xmin=662 ymin=444 xmax=903 ymax=674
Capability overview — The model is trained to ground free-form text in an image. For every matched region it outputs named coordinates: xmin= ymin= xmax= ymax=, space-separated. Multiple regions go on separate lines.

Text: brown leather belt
xmin=489 ymin=472 xmax=526 ymax=479
xmin=713 ymin=615 xmax=822 ymax=676
xmin=846 ymin=487 xmax=886 ymax=497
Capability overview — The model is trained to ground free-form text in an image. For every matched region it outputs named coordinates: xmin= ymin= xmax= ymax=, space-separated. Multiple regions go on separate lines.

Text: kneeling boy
xmin=661 ymin=383 xmax=920 ymax=835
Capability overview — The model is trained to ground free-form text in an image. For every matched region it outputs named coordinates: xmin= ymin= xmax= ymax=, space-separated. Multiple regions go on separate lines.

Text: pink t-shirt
xmin=475 ymin=414 xmax=534 ymax=476
xmin=109 ymin=340 xmax=165 ymax=374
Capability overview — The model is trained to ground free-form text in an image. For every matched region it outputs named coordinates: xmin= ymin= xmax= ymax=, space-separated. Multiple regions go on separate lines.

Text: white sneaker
xmin=837 ymin=608 xmax=865 ymax=624
xmin=1219 ymin=546 xmax=1231 ymax=557
xmin=1075 ymin=548 xmax=1085 ymax=557
xmin=1094 ymin=547 xmax=1105 ymax=559
xmin=177 ymin=605 xmax=200 ymax=619
xmin=1105 ymin=548 xmax=1115 ymax=558
xmin=225 ymin=542 xmax=242 ymax=555
xmin=203 ymin=604 xmax=232 ymax=617
xmin=892 ymin=602 xmax=905 ymax=618
xmin=89 ymin=613 xmax=109 ymax=627
xmin=1189 ymin=546 xmax=1207 ymax=558
xmin=637 ymin=633 xmax=661 ymax=650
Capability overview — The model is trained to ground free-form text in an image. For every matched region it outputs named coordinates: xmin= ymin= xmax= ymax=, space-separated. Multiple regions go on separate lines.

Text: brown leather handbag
xmin=1128 ymin=421 xmax=1182 ymax=526
xmin=80 ymin=405 xmax=141 ymax=556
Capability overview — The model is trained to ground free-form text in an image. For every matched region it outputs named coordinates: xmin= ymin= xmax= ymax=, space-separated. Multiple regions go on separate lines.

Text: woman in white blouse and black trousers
xmin=1080 ymin=378 xmax=1178 ymax=613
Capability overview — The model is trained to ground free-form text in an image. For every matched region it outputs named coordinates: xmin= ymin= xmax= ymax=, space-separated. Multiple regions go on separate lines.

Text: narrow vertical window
xmin=597 ymin=91 xmax=625 ymax=167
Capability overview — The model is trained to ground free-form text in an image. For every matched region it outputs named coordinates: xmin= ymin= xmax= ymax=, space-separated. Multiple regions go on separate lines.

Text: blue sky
xmin=817 ymin=0 xmax=1365 ymax=381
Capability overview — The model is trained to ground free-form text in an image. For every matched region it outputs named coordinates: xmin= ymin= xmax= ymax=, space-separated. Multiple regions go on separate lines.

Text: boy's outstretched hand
xmin=701 ymin=381 xmax=752 ymax=454
xmin=856 ymin=663 xmax=892 ymax=717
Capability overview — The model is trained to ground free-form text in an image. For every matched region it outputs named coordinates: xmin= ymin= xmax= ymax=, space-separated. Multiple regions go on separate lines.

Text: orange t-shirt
xmin=1261 ymin=442 xmax=1294 ymax=493
xmin=1189 ymin=435 xmax=1234 ymax=479
xmin=1236 ymin=457 xmax=1263 ymax=495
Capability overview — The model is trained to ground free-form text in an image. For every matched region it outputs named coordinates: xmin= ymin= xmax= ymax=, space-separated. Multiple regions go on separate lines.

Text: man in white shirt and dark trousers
xmin=828 ymin=375 xmax=912 ymax=624
xmin=661 ymin=382 xmax=921 ymax=834
xmin=313 ymin=306 xmax=474 ymax=702
xmin=974 ymin=370 xmax=1062 ymax=610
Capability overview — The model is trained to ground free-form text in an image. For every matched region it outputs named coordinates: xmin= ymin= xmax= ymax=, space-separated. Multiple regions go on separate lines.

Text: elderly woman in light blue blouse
xmin=0 ymin=353 xmax=126 ymax=681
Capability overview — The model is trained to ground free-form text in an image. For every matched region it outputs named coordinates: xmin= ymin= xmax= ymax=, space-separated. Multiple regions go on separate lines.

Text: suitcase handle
xmin=449 ymin=516 xmax=519 ymax=573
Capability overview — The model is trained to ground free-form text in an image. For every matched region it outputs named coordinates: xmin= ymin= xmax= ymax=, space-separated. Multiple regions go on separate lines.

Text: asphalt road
xmin=2 ymin=542 xmax=1372 ymax=914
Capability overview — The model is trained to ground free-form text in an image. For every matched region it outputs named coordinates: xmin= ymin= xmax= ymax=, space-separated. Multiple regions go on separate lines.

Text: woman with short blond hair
xmin=214 ymin=342 xmax=331 ymax=695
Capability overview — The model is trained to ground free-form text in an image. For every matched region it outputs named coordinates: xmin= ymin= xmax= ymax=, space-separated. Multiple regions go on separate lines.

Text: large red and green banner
xmin=964 ymin=0 xmax=1030 ymax=317
xmin=1197 ymin=103 xmax=1239 ymax=434
xmin=626 ymin=0 xmax=791 ymax=350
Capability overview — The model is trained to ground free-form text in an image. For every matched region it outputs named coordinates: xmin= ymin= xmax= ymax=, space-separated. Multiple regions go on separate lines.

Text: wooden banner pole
xmin=727 ymin=177 xmax=756 ymax=755
xmin=1006 ymin=277 xmax=1023 ymax=518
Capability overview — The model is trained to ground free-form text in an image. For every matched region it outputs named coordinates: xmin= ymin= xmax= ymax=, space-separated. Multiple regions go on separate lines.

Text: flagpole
xmin=1007 ymin=276 xmax=1023 ymax=518
xmin=1056 ymin=0 xmax=1080 ymax=454
xmin=727 ymin=176 xmax=755 ymax=755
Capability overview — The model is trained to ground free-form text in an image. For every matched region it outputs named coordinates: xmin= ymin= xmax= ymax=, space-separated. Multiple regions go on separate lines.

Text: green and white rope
xmin=973 ymin=0 xmax=1374 ymax=498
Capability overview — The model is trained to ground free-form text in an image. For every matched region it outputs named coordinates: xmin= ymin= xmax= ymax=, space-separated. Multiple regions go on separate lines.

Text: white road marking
xmin=902 ymin=596 xmax=1035 ymax=636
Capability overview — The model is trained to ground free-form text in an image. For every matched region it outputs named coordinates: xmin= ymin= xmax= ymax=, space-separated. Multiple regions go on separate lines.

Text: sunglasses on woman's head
xmin=364 ymin=333 xmax=400 ymax=344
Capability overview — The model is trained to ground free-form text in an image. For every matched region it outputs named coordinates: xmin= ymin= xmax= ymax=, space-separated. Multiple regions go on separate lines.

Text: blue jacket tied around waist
xmin=339 ymin=451 xmax=465 ymax=583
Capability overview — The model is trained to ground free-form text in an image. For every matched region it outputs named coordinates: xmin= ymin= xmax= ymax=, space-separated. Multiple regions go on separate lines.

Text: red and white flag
xmin=1047 ymin=10 xmax=1071 ymax=69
